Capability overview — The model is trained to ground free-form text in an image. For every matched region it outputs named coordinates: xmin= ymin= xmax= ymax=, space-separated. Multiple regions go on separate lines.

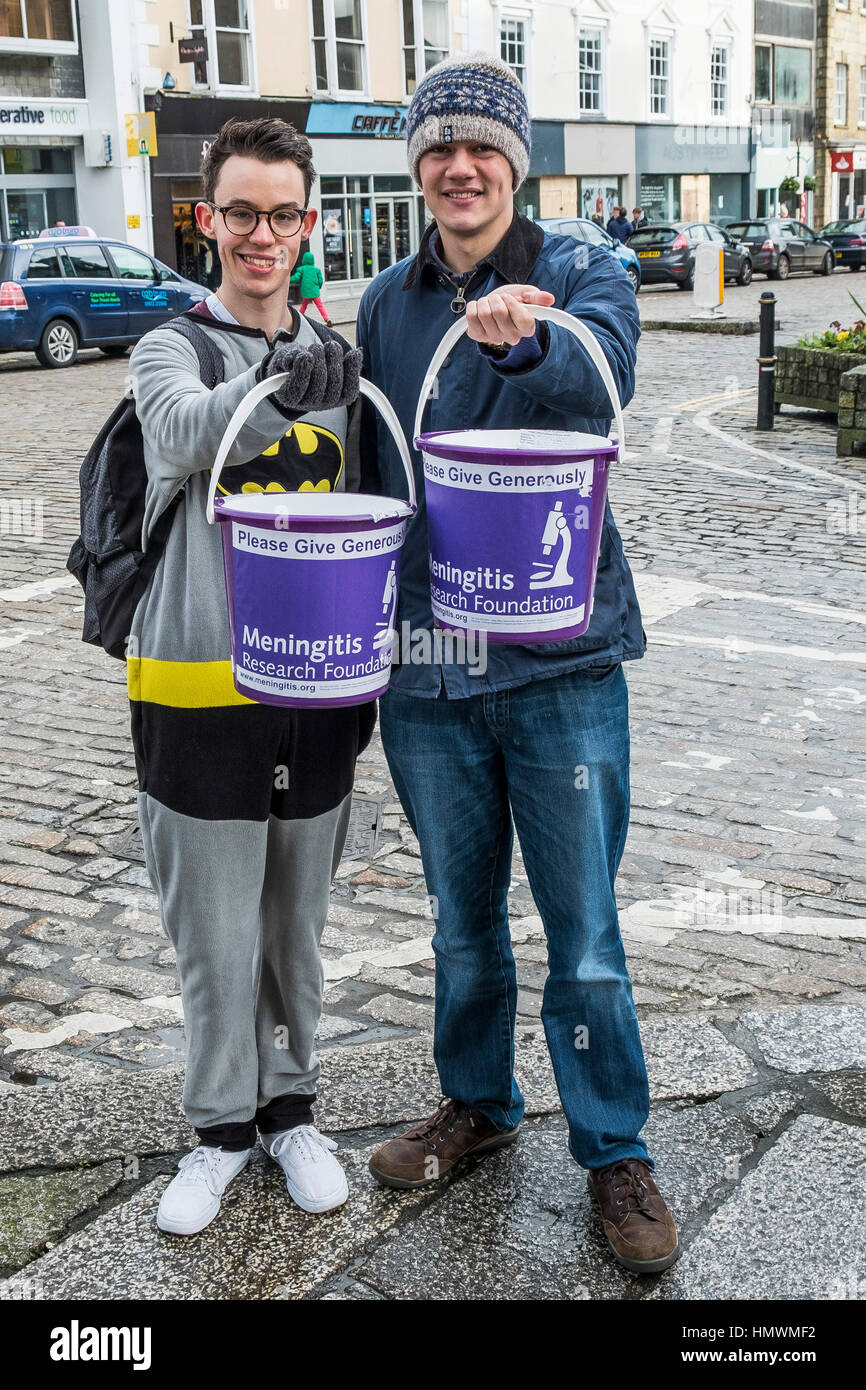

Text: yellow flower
xmin=838 ymin=331 xmax=850 ymax=340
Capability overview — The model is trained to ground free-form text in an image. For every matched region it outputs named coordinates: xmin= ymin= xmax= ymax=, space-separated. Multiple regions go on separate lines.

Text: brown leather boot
xmin=369 ymin=1097 xmax=520 ymax=1189
xmin=587 ymin=1157 xmax=680 ymax=1274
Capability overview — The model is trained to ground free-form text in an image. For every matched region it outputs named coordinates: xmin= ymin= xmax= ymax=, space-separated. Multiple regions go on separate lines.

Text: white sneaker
xmin=156 ymin=1145 xmax=253 ymax=1236
xmin=261 ymin=1124 xmax=349 ymax=1214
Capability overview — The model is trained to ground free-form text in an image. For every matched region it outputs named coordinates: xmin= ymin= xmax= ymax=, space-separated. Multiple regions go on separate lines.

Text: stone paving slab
xmin=0 ymin=1162 xmax=122 ymax=1268
xmin=651 ymin=1115 xmax=866 ymax=1301
xmin=348 ymin=1099 xmax=764 ymax=1301
xmin=737 ymin=1003 xmax=866 ymax=1074
xmin=0 ymin=1144 xmax=428 ymax=1301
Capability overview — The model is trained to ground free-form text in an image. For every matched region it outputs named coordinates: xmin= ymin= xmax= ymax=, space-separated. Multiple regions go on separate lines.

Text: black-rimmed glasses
xmin=208 ymin=203 xmax=308 ymax=237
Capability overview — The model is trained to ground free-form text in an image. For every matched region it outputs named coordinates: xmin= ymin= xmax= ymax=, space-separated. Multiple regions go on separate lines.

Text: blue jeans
xmin=378 ymin=665 xmax=652 ymax=1171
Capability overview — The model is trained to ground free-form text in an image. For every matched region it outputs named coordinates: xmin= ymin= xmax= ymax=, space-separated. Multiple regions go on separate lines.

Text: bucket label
xmin=423 ymin=453 xmax=605 ymax=639
xmin=225 ymin=519 xmax=407 ymax=703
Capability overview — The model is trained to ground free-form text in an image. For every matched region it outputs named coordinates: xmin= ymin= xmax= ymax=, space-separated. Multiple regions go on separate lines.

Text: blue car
xmin=536 ymin=217 xmax=641 ymax=292
xmin=0 ymin=230 xmax=208 ymax=367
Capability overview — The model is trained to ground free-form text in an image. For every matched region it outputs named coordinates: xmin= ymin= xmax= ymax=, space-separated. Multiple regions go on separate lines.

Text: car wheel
xmin=677 ymin=270 xmax=695 ymax=291
xmin=820 ymin=252 xmax=835 ymax=276
xmin=35 ymin=318 xmax=79 ymax=368
xmin=737 ymin=259 xmax=753 ymax=287
xmin=770 ymin=254 xmax=790 ymax=282
xmin=626 ymin=264 xmax=640 ymax=293
xmin=99 ymin=345 xmax=129 ymax=357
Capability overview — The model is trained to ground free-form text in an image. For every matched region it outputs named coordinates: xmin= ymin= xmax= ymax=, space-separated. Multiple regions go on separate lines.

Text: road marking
xmin=695 ymin=399 xmax=866 ymax=495
xmin=634 ymin=571 xmax=866 ymax=628
xmin=649 ymin=630 xmax=866 ymax=665
xmin=621 ymin=899 xmax=866 ymax=945
xmin=668 ymin=449 xmax=821 ymax=494
xmin=670 ymin=387 xmax=756 ymax=412
xmin=0 ymin=574 xmax=76 ymax=603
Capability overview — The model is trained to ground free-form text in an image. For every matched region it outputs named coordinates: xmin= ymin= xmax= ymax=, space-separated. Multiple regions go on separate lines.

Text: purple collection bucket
xmin=207 ymin=378 xmax=416 ymax=709
xmin=413 ymin=306 xmax=626 ymax=645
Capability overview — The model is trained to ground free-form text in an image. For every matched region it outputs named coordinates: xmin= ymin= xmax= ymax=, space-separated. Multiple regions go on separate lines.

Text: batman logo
xmin=213 ymin=421 xmax=344 ymax=496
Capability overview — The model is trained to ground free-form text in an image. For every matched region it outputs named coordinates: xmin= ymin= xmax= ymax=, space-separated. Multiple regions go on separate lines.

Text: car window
xmin=705 ymin=225 xmax=725 ymax=242
xmin=798 ymin=224 xmax=815 ymax=241
xmin=629 ymin=228 xmax=677 ymax=246
xmin=689 ymin=225 xmax=708 ymax=242
xmin=822 ymin=221 xmax=857 ymax=234
xmin=26 ymin=246 xmax=63 ymax=279
xmin=109 ymin=245 xmax=157 ymax=280
xmin=58 ymin=243 xmax=113 ymax=278
xmin=581 ymin=221 xmax=610 ymax=246
xmin=777 ymin=222 xmax=799 ymax=238
xmin=554 ymin=221 xmax=584 ymax=240
xmin=156 ymin=262 xmax=180 ymax=283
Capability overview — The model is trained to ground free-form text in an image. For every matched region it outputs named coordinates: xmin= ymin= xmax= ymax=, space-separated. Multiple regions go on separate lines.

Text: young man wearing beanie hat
xmin=357 ymin=52 xmax=679 ymax=1276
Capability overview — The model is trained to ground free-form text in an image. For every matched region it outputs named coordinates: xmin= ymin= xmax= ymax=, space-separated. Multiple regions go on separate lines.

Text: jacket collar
xmin=403 ymin=209 xmax=544 ymax=290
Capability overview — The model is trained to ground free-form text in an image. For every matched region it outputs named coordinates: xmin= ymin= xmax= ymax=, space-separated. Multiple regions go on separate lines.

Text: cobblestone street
xmin=1 ymin=272 xmax=865 ymax=1301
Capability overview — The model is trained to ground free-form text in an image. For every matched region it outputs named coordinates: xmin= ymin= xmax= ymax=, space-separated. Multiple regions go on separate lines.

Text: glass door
xmin=374 ymin=197 xmax=417 ymax=273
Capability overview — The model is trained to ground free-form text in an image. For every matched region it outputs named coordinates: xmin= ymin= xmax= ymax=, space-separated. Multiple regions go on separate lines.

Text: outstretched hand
xmin=464 ymin=284 xmax=555 ymax=346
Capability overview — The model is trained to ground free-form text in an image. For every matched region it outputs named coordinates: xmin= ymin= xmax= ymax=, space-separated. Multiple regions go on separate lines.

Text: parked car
xmin=722 ymin=218 xmax=835 ymax=280
xmin=0 ymin=230 xmax=208 ymax=367
xmin=536 ymin=216 xmax=642 ymax=292
xmin=626 ymin=221 xmax=752 ymax=290
xmin=818 ymin=219 xmax=866 ymax=271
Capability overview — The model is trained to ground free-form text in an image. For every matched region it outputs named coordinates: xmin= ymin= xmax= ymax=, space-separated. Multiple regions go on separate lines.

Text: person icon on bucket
xmin=357 ymin=50 xmax=680 ymax=1277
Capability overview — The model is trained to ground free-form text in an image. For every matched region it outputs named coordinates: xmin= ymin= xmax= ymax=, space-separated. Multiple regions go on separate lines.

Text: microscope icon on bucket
xmin=373 ymin=560 xmax=398 ymax=650
xmin=530 ymin=500 xmax=573 ymax=590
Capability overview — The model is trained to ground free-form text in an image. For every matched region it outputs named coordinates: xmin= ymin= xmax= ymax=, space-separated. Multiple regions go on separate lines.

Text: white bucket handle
xmin=206 ymin=375 xmax=416 ymax=524
xmin=412 ymin=304 xmax=626 ymax=462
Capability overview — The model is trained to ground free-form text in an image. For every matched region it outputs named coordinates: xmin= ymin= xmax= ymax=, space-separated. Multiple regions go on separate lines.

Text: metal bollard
xmin=757 ymin=290 xmax=777 ymax=430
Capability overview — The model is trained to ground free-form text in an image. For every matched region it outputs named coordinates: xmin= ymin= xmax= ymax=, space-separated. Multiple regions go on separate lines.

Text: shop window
xmin=639 ymin=174 xmax=680 ymax=222
xmin=319 ymin=174 xmax=425 ymax=283
xmin=580 ymin=179 xmax=621 ymax=224
xmin=514 ymin=177 xmax=540 ymax=220
xmin=500 ymin=16 xmax=527 ymax=87
xmin=188 ymin=0 xmax=253 ymax=90
xmin=0 ymin=0 xmax=75 ymax=48
xmin=402 ymin=0 xmax=449 ymax=95
xmin=649 ymin=37 xmax=671 ymax=117
xmin=578 ymin=29 xmax=603 ymax=114
xmin=774 ymin=46 xmax=811 ymax=107
xmin=311 ymin=0 xmax=367 ymax=95
xmin=1 ymin=146 xmax=73 ymax=175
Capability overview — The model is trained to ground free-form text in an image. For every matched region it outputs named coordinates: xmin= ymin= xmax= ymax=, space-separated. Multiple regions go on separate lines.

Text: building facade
xmin=814 ymin=0 xmax=866 ymax=227
xmin=752 ymin=0 xmax=816 ymax=223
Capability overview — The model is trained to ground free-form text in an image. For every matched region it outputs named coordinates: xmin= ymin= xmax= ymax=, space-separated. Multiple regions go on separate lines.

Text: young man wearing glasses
xmin=125 ymin=118 xmax=367 ymax=1235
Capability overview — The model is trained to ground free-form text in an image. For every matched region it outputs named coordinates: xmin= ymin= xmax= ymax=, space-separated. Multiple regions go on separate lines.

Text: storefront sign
xmin=306 ymin=103 xmax=407 ymax=138
xmin=125 ymin=112 xmax=158 ymax=158
xmin=178 ymin=36 xmax=208 ymax=63
xmin=832 ymin=151 xmax=854 ymax=173
xmin=0 ymin=100 xmax=88 ymax=136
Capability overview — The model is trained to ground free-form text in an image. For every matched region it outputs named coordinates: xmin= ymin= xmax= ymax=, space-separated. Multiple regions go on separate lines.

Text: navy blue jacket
xmin=357 ymin=212 xmax=646 ymax=698
xmin=607 ymin=216 xmax=634 ymax=244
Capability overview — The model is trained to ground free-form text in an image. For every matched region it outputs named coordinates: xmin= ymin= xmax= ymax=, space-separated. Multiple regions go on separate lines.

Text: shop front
xmin=563 ymin=123 xmax=635 ymax=226
xmin=0 ymin=98 xmax=88 ymax=241
xmin=635 ymin=124 xmax=753 ymax=227
xmin=830 ymin=149 xmax=866 ymax=222
xmin=144 ymin=94 xmax=311 ymax=281
xmin=305 ymin=103 xmax=426 ymax=290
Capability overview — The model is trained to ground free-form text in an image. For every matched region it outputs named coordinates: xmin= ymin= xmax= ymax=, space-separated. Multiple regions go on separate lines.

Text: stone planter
xmin=837 ymin=363 xmax=866 ymax=455
xmin=775 ymin=344 xmax=866 ymax=414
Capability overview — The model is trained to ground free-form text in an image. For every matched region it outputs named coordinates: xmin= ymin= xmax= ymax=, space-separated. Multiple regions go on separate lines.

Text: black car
xmin=626 ymin=221 xmax=752 ymax=291
xmin=723 ymin=218 xmax=835 ymax=280
xmin=819 ymin=219 xmax=866 ymax=271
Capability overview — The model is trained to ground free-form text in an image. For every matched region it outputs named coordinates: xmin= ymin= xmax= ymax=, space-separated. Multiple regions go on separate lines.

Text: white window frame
xmin=188 ymin=1 xmax=257 ymax=96
xmin=648 ymin=31 xmax=673 ymax=120
xmin=859 ymin=66 xmax=866 ymax=126
xmin=836 ymin=62 xmax=849 ymax=126
xmin=400 ymin=0 xmax=450 ymax=99
xmin=500 ymin=11 xmax=530 ymax=93
xmin=0 ymin=0 xmax=78 ymax=56
xmin=710 ymin=41 xmax=730 ymax=119
xmin=578 ymin=25 xmax=605 ymax=116
xmin=309 ymin=0 xmax=369 ymax=98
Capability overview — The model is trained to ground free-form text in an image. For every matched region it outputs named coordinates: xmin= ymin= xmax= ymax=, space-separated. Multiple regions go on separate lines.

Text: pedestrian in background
xmin=291 ymin=249 xmax=332 ymax=325
xmin=631 ymin=206 xmax=648 ymax=230
xmin=608 ymin=207 xmax=634 ymax=244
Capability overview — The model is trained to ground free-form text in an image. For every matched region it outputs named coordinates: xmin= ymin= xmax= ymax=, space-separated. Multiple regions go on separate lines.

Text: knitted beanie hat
xmin=406 ymin=51 xmax=531 ymax=190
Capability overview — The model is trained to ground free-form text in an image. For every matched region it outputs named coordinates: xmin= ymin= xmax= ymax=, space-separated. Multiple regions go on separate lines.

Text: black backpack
xmin=67 ymin=316 xmax=224 ymax=660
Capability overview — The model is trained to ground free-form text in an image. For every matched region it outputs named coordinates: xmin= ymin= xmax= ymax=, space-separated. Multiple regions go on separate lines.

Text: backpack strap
xmin=157 ymin=315 xmax=225 ymax=389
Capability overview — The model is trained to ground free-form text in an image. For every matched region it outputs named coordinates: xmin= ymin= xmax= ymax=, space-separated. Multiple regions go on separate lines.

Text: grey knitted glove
xmin=262 ymin=339 xmax=362 ymax=414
